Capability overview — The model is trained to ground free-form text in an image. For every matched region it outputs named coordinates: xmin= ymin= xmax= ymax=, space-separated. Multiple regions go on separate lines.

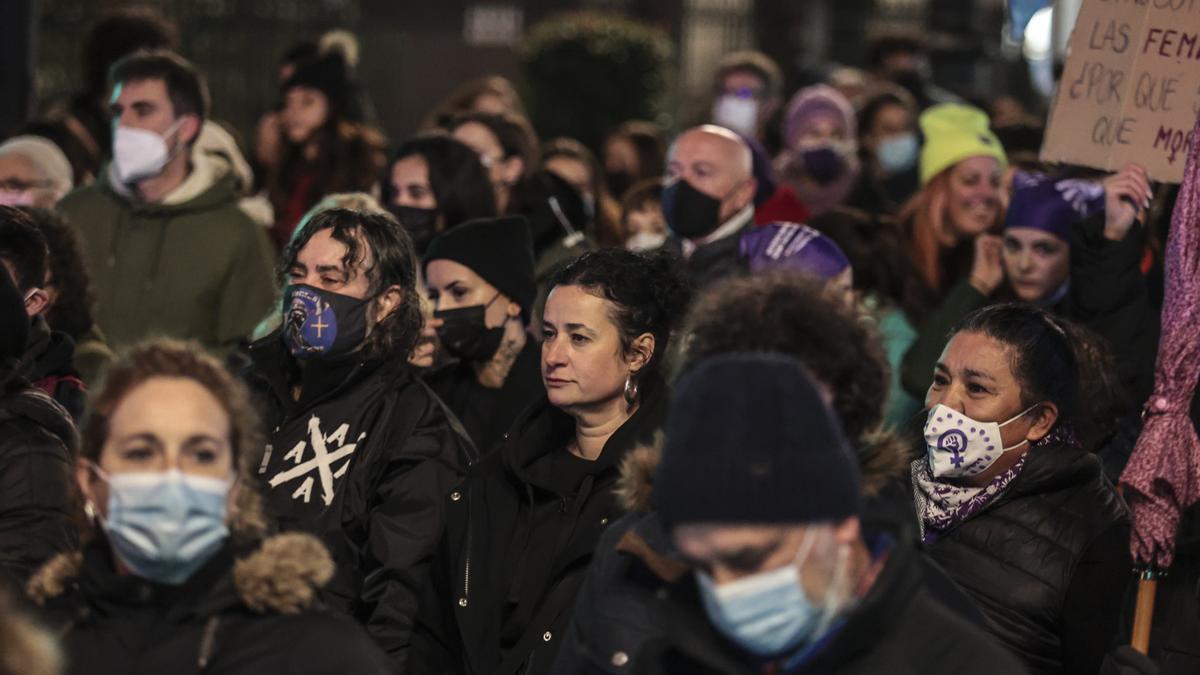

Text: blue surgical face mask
xmin=696 ymin=529 xmax=850 ymax=657
xmin=875 ymin=132 xmax=918 ymax=174
xmin=95 ymin=466 xmax=232 ymax=585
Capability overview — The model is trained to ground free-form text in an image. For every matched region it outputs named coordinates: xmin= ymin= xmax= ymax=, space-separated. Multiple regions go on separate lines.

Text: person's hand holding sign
xmin=1103 ymin=162 xmax=1153 ymax=242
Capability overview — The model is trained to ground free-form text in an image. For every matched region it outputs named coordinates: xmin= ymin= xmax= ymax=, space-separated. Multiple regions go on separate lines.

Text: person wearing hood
xmin=243 ymin=208 xmax=475 ymax=671
xmin=0 ymin=135 xmax=74 ymax=209
xmin=913 ymin=304 xmax=1130 ymax=675
xmin=268 ymin=43 xmax=387 ymax=248
xmin=551 ymin=271 xmax=985 ymax=675
xmin=616 ymin=353 xmax=1025 ymax=675
xmin=0 ymin=207 xmax=85 ymax=421
xmin=0 ymin=265 xmax=76 ymax=592
xmin=56 ymin=50 xmax=276 ymax=354
xmin=422 ymin=216 xmax=544 ymax=453
xmin=29 ymin=339 xmax=390 ymax=675
xmin=759 ymin=85 xmax=861 ymax=221
xmin=411 ymin=249 xmax=691 ymax=675
xmin=662 ymin=125 xmax=758 ymax=287
xmin=385 ymin=133 xmax=497 ymax=256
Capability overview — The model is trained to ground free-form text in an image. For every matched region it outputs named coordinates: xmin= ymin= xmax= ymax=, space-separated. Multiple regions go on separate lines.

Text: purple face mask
xmin=739 ymin=222 xmax=850 ymax=279
xmin=799 ymin=144 xmax=849 ymax=184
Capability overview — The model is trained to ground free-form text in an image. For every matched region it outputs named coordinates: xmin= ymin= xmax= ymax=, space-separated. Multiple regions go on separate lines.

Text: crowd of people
xmin=0 ymin=7 xmax=1197 ymax=675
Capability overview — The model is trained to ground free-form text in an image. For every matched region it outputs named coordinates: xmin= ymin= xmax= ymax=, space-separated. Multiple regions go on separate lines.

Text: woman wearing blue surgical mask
xmin=847 ymin=88 xmax=921 ymax=216
xmin=914 ymin=304 xmax=1130 ymax=675
xmin=27 ymin=339 xmax=390 ymax=675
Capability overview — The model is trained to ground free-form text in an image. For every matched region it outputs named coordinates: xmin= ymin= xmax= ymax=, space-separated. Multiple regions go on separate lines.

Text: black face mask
xmin=434 ymin=295 xmax=505 ymax=362
xmin=389 ymin=204 xmax=438 ymax=254
xmin=662 ymin=178 xmax=723 ymax=240
xmin=282 ymin=284 xmax=369 ymax=360
xmin=605 ymin=170 xmax=634 ymax=199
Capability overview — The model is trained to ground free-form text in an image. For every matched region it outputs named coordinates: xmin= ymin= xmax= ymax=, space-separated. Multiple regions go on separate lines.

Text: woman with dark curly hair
xmin=242 ymin=208 xmax=475 ymax=671
xmin=550 ymin=271 xmax=954 ymax=675
xmin=412 ymin=249 xmax=692 ymax=675
xmin=28 ymin=339 xmax=391 ymax=674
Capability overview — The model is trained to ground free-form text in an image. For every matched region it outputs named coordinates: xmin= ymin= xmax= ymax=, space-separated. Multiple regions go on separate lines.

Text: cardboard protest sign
xmin=1041 ymin=0 xmax=1200 ymax=184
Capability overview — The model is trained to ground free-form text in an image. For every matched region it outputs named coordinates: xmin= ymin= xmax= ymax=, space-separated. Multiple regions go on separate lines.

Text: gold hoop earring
xmin=623 ymin=374 xmax=639 ymax=408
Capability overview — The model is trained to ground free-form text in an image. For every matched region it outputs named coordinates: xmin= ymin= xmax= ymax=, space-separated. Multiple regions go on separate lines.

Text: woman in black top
xmin=913 ymin=304 xmax=1130 ymax=675
xmin=412 ymin=249 xmax=691 ymax=675
xmin=423 ymin=216 xmax=544 ymax=453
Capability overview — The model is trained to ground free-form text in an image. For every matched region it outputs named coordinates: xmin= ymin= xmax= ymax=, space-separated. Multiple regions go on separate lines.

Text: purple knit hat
xmin=782 ymin=85 xmax=856 ymax=149
xmin=740 ymin=222 xmax=850 ymax=279
xmin=1005 ymin=171 xmax=1106 ymax=242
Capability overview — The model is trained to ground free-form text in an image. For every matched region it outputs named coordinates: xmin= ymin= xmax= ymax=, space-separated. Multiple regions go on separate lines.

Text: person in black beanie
xmin=423 ymin=215 xmax=544 ymax=452
xmin=629 ymin=353 xmax=1027 ymax=675
xmin=268 ymin=40 xmax=386 ymax=248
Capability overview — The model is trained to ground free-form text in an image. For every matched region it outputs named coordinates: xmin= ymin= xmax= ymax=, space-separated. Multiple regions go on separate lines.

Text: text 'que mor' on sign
xmin=1041 ymin=0 xmax=1200 ymax=184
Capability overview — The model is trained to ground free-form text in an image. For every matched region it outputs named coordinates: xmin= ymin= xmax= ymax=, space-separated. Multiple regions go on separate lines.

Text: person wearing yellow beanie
xmin=899 ymin=103 xmax=1008 ymax=297
xmin=918 ymin=103 xmax=1007 ymax=186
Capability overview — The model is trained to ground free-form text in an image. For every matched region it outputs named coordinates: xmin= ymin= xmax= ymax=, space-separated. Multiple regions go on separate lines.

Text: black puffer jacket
xmin=921 ymin=441 xmax=1131 ymax=675
xmin=628 ymin=526 xmax=1028 ymax=675
xmin=0 ymin=382 xmax=77 ymax=592
xmin=28 ymin=533 xmax=391 ymax=675
xmin=244 ymin=334 xmax=476 ymax=671
xmin=412 ymin=388 xmax=666 ymax=675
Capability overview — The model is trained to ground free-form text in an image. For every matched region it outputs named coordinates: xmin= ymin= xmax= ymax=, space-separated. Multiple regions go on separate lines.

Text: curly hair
xmin=549 ymin=249 xmax=692 ymax=396
xmin=20 ymin=207 xmax=95 ymax=341
xmin=280 ymin=208 xmax=423 ymax=359
xmin=678 ymin=271 xmax=889 ymax=441
xmin=78 ymin=339 xmax=267 ymax=542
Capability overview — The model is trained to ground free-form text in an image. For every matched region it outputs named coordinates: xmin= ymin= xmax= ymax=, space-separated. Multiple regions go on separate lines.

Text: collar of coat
xmin=25 ymin=532 xmax=333 ymax=616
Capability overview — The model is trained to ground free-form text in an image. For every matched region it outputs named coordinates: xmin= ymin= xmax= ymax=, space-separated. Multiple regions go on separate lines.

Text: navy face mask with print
xmin=282 ymin=284 xmax=370 ymax=360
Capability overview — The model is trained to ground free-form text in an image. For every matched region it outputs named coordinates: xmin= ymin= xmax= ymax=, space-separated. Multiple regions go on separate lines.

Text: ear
xmin=24 ymin=288 xmax=50 ymax=317
xmin=1024 ymin=402 xmax=1059 ymax=443
xmin=373 ymin=284 xmax=404 ymax=323
xmin=75 ymin=458 xmax=97 ymax=510
xmin=834 ymin=516 xmax=861 ymax=546
xmin=226 ymin=477 xmax=242 ymax=522
xmin=178 ymin=114 xmax=202 ymax=146
xmin=506 ymin=300 xmax=521 ymax=319
xmin=503 ymin=157 xmax=525 ymax=186
xmin=735 ymin=176 xmax=758 ymax=209
xmin=626 ymin=332 xmax=656 ymax=375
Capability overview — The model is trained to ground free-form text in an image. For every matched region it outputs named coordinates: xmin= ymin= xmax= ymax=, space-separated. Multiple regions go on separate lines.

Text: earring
xmin=84 ymin=500 xmax=97 ymax=523
xmin=623 ymin=374 xmax=639 ymax=407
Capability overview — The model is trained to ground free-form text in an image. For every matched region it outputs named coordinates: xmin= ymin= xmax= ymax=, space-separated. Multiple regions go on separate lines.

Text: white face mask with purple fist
xmin=923 ymin=403 xmax=1037 ymax=478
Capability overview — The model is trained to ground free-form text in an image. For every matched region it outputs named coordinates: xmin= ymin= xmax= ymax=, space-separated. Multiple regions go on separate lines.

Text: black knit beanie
xmin=423 ymin=216 xmax=537 ymax=319
xmin=283 ymin=51 xmax=351 ymax=116
xmin=656 ymin=352 xmax=863 ymax=532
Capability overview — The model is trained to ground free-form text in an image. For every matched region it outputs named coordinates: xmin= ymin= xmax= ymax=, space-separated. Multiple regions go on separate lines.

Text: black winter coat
xmin=661 ymin=220 xmax=754 ymax=289
xmin=28 ymin=533 xmax=391 ymax=675
xmin=921 ymin=441 xmax=1131 ymax=675
xmin=0 ymin=381 xmax=76 ymax=592
xmin=551 ymin=444 xmax=988 ymax=675
xmin=244 ymin=335 xmax=476 ymax=671
xmin=19 ymin=315 xmax=87 ymax=423
xmin=412 ymin=389 xmax=666 ymax=675
xmin=425 ymin=340 xmax=544 ymax=454
xmin=628 ymin=527 xmax=1028 ymax=675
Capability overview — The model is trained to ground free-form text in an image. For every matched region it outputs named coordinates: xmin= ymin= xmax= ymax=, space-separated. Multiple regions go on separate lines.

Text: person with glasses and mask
xmin=662 ymin=125 xmax=758 ymax=287
xmin=243 ymin=208 xmax=475 ymax=671
xmin=422 ymin=216 xmax=543 ymax=453
xmin=631 ymin=353 xmax=1024 ymax=675
xmin=55 ymin=50 xmax=275 ymax=354
xmin=28 ymin=339 xmax=390 ymax=675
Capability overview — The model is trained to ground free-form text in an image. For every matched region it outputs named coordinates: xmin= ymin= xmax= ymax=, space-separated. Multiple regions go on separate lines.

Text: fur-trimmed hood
xmin=615 ymin=428 xmax=914 ymax=513
xmin=26 ymin=532 xmax=334 ymax=616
